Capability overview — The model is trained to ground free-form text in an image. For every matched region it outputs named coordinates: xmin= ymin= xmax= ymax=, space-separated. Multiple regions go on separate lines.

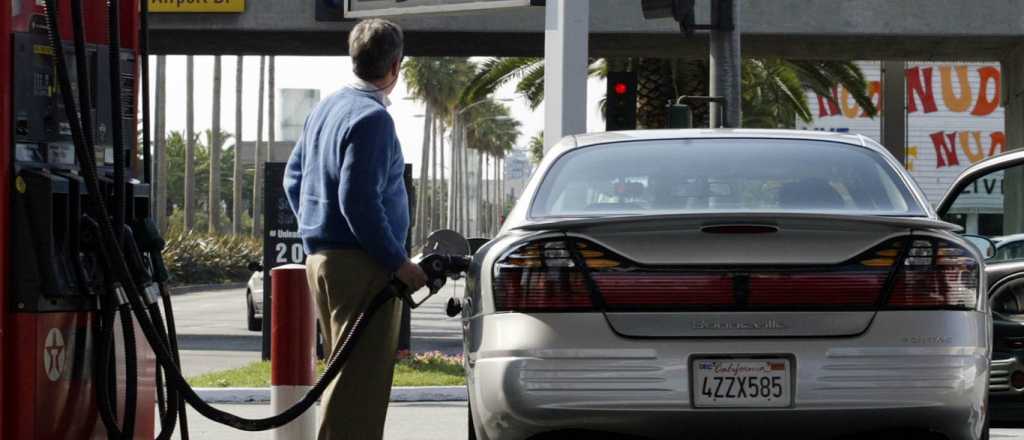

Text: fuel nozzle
xmin=399 ymin=253 xmax=471 ymax=309
xmin=397 ymin=229 xmax=474 ymax=309
xmin=418 ymin=254 xmax=472 ymax=288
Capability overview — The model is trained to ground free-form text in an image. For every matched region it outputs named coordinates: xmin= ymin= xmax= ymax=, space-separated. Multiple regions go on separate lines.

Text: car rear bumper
xmin=466 ymin=311 xmax=989 ymax=440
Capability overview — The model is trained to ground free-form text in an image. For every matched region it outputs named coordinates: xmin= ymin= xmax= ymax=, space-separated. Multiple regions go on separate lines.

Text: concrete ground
xmin=175 ymin=402 xmax=1024 ymax=439
xmin=172 ymin=282 xmax=462 ymax=377
xmin=165 ymin=402 xmax=467 ymax=440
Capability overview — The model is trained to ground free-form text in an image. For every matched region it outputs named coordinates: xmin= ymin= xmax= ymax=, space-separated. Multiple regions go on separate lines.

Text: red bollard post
xmin=270 ymin=264 xmax=317 ymax=439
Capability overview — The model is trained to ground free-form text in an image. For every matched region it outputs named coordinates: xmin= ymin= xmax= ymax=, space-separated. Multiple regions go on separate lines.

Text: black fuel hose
xmin=139 ymin=0 xmax=152 ymax=185
xmin=69 ymin=0 xmax=93 ymax=152
xmin=132 ymin=26 xmax=182 ymax=433
xmin=105 ymin=0 xmax=137 ymax=434
xmin=117 ymin=295 xmax=138 ymax=439
xmin=42 ymin=2 xmax=137 ymax=438
xmin=112 ymin=233 xmax=182 ymax=440
xmin=154 ymin=359 xmax=166 ymax=423
xmin=64 ymin=6 xmax=113 ymax=430
xmin=45 ymin=0 xmax=422 ymax=432
xmin=81 ymin=216 xmax=124 ymax=440
xmin=157 ymin=283 xmax=189 ymax=440
xmin=95 ymin=304 xmax=121 ymax=438
xmin=107 ymin=0 xmax=125 ymax=237
xmin=145 ymin=300 xmax=181 ymax=440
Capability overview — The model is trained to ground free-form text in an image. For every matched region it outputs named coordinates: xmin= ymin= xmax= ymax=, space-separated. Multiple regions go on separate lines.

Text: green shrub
xmin=162 ymin=226 xmax=261 ymax=285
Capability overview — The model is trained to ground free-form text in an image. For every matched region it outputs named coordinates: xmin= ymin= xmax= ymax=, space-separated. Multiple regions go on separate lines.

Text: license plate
xmin=691 ymin=358 xmax=792 ymax=408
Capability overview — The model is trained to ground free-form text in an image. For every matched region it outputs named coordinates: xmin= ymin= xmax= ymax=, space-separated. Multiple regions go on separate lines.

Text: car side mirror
xmin=468 ymin=238 xmax=490 ymax=255
xmin=963 ymin=235 xmax=996 ymax=259
xmin=247 ymin=261 xmax=264 ymax=272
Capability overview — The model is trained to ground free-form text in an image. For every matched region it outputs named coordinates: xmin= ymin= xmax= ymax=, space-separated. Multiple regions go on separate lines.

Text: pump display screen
xmin=11 ymin=32 xmax=134 ymax=170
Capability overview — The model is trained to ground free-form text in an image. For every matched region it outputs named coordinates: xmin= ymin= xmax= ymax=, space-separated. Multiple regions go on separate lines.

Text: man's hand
xmin=396 ymin=260 xmax=428 ymax=291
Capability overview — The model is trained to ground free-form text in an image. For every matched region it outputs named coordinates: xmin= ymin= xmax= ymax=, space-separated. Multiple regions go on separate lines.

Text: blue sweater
xmin=283 ymin=88 xmax=409 ymax=272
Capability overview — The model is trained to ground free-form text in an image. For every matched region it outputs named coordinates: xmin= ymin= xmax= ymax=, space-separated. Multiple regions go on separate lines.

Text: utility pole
xmin=543 ymin=0 xmax=589 ymax=151
xmin=880 ymin=61 xmax=907 ymax=164
xmin=709 ymin=0 xmax=741 ymax=128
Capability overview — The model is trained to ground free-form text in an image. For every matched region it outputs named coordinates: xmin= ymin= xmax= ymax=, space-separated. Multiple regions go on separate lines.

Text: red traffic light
xmin=613 ymin=82 xmax=628 ymax=95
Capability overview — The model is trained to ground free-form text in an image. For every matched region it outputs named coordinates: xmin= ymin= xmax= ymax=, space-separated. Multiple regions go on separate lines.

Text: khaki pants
xmin=305 ymin=249 xmax=402 ymax=440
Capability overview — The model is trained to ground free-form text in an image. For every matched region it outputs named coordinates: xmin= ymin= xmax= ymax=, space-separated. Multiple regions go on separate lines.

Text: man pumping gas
xmin=283 ymin=18 xmax=429 ymax=440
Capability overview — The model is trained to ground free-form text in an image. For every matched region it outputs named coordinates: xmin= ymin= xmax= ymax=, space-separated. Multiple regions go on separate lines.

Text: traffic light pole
xmin=709 ymin=0 xmax=741 ymax=128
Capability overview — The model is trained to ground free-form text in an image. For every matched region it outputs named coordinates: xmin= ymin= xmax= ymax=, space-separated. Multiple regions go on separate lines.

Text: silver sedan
xmin=462 ymin=130 xmax=992 ymax=440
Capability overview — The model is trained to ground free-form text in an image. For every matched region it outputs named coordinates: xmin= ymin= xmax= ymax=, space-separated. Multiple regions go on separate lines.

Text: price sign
xmin=261 ymin=162 xmax=304 ymax=359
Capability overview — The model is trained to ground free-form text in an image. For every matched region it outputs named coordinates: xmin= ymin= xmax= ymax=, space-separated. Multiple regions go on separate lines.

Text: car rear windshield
xmin=529 ymin=138 xmax=926 ymax=218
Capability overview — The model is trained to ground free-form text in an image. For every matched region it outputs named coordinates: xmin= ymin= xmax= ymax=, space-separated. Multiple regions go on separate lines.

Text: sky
xmin=152 ymin=55 xmax=609 ymax=174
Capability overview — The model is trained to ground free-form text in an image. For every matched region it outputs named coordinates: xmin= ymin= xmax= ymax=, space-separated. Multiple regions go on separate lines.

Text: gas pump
xmin=1 ymin=0 xmax=157 ymax=438
xmin=2 ymin=2 xmax=473 ymax=438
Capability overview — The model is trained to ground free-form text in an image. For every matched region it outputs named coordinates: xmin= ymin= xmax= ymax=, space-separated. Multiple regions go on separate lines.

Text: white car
xmin=462 ymin=129 xmax=999 ymax=440
xmin=245 ymin=262 xmax=264 ymax=331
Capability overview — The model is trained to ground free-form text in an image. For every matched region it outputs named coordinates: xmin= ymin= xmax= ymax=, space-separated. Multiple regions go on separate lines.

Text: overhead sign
xmin=149 ymin=0 xmax=245 ymax=13
xmin=344 ymin=0 xmax=538 ymax=18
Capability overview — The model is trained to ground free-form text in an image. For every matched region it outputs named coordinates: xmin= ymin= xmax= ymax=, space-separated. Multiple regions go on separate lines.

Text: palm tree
xmin=209 ymin=55 xmax=222 ymax=234
xmin=155 ymin=55 xmax=168 ymax=233
xmin=232 ymin=55 xmax=244 ymax=235
xmin=527 ymin=131 xmax=544 ymax=164
xmin=462 ymin=100 xmax=521 ymax=235
xmin=252 ymin=55 xmax=266 ymax=237
xmin=184 ymin=55 xmax=196 ymax=230
xmin=462 ymin=57 xmax=878 ymax=129
xmin=402 ymin=57 xmax=476 ymax=244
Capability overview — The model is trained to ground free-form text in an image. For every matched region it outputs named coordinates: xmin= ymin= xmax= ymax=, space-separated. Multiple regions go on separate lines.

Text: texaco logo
xmin=43 ymin=328 xmax=67 ymax=382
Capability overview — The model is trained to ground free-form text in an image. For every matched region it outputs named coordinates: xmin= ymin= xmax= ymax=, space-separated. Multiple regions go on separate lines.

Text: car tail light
xmin=886 ymin=238 xmax=980 ymax=309
xmin=492 ymin=239 xmax=597 ymax=311
xmin=746 ymin=240 xmax=902 ymax=307
xmin=493 ymin=236 xmax=979 ymax=312
xmin=748 ymin=273 xmax=889 ymax=306
xmin=595 ymin=272 xmax=733 ymax=307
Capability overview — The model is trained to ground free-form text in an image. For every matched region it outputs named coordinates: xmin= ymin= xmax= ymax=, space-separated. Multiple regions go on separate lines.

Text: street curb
xmin=195 ymin=386 xmax=468 ymax=404
xmin=169 ymin=282 xmax=247 ymax=295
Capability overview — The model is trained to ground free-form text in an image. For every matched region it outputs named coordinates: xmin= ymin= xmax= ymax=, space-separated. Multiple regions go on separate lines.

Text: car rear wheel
xmin=246 ymin=290 xmax=262 ymax=332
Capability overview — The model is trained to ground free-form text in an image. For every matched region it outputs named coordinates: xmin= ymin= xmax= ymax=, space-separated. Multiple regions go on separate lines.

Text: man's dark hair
xmin=349 ymin=19 xmax=404 ymax=81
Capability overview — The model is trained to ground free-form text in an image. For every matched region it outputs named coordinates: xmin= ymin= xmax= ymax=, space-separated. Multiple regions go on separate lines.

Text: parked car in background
xmin=936 ymin=151 xmax=1024 ymax=427
xmin=245 ymin=261 xmax=264 ymax=331
xmin=245 ymin=261 xmax=325 ymax=359
xmin=991 ymin=234 xmax=1024 ymax=263
xmin=462 ymin=130 xmax=998 ymax=440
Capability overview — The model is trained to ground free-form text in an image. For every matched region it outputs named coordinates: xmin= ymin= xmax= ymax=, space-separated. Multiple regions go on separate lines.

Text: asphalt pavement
xmin=172 ymin=282 xmax=462 ymax=377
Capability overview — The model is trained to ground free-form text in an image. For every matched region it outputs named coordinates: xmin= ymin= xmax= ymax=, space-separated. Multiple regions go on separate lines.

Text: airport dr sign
xmin=344 ymin=0 xmax=539 ymax=17
xmin=149 ymin=0 xmax=245 ymax=13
